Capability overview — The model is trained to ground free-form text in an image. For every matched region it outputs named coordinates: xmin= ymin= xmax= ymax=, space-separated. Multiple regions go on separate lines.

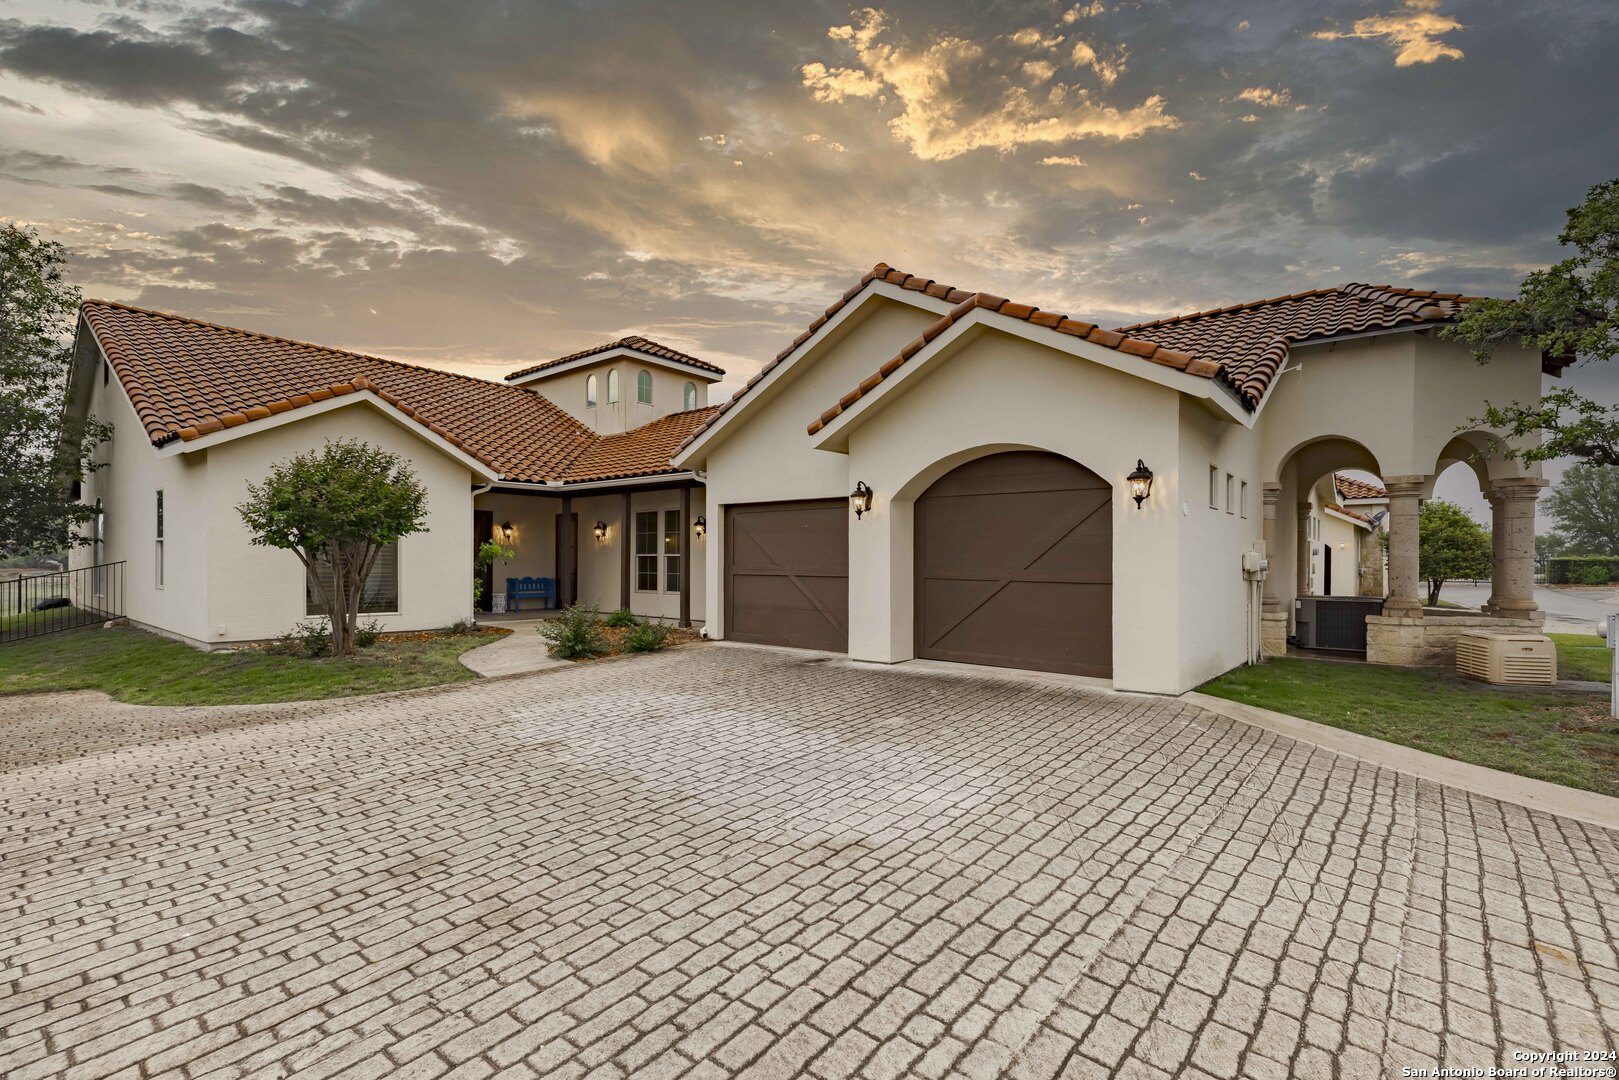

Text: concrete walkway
xmin=459 ymin=618 xmax=573 ymax=677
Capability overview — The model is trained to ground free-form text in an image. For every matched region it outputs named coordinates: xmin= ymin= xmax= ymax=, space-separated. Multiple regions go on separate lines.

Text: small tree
xmin=473 ymin=539 xmax=513 ymax=605
xmin=1418 ymin=500 xmax=1492 ymax=606
xmin=238 ymin=439 xmax=428 ymax=656
xmin=1446 ymin=177 xmax=1619 ymax=466
xmin=0 ymin=223 xmax=110 ymax=556
xmin=1542 ymin=463 xmax=1619 ymax=557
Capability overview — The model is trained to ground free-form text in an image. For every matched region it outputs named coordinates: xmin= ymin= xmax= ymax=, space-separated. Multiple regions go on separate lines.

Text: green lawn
xmin=0 ymin=625 xmax=493 ymax=706
xmin=1549 ymin=633 xmax=1613 ymax=683
xmin=1199 ymin=658 xmax=1619 ymax=798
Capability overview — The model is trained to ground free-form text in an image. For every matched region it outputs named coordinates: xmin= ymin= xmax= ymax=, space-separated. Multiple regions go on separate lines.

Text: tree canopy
xmin=1446 ymin=178 xmax=1619 ymax=466
xmin=1418 ymin=500 xmax=1491 ymax=606
xmin=1542 ymin=463 xmax=1619 ymax=557
xmin=0 ymin=223 xmax=108 ymax=556
xmin=238 ymin=439 xmax=429 ymax=656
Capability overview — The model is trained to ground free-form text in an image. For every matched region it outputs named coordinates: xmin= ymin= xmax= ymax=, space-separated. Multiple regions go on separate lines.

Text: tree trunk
xmin=325 ymin=538 xmax=353 ymax=656
xmin=1427 ymin=579 xmax=1443 ymax=607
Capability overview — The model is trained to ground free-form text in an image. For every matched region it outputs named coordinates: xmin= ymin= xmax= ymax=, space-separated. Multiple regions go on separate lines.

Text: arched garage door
xmin=916 ymin=451 xmax=1112 ymax=677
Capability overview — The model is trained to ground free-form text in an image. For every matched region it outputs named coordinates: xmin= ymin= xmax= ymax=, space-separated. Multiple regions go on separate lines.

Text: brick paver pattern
xmin=2 ymin=645 xmax=1616 ymax=1079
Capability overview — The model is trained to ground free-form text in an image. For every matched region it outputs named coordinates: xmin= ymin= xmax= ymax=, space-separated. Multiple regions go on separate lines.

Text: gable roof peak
xmin=505 ymin=334 xmax=724 ymax=382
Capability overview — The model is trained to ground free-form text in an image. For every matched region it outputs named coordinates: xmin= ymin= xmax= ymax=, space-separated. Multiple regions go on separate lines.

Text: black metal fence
xmin=0 ymin=562 xmax=125 ymax=643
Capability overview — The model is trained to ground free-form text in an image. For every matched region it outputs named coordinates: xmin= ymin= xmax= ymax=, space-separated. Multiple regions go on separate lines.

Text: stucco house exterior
xmin=65 ymin=263 xmax=1561 ymax=693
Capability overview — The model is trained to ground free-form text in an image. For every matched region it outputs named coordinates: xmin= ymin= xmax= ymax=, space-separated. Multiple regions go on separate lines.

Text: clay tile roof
xmin=803 ymin=266 xmax=1219 ymax=437
xmin=1325 ymin=502 xmax=1372 ymax=524
xmin=1114 ymin=284 xmax=1485 ymax=408
xmin=561 ymin=407 xmax=721 ymax=483
xmin=80 ymin=301 xmax=700 ymax=485
xmin=506 ymin=335 xmax=724 ymax=381
xmin=1334 ymin=473 xmax=1388 ymax=501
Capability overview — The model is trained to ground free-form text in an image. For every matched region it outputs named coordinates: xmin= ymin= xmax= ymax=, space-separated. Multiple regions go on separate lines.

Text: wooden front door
xmin=555 ymin=512 xmax=578 ymax=606
xmin=473 ymin=509 xmax=494 ymax=612
xmin=916 ymin=451 xmax=1112 ymax=677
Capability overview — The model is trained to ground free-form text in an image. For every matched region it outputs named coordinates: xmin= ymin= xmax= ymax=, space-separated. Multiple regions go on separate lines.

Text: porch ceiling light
xmin=694 ymin=516 xmax=706 ymax=539
xmin=593 ymin=520 xmax=608 ymax=542
xmin=1127 ymin=460 xmax=1154 ymax=508
xmin=851 ymin=481 xmax=874 ymax=520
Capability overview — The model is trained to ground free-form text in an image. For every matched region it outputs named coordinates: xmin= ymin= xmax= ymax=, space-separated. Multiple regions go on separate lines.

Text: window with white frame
xmin=637 ymin=369 xmax=653 ymax=405
xmin=1209 ymin=465 xmax=1219 ymax=508
xmin=663 ymin=509 xmax=681 ymax=593
xmin=1225 ymin=473 xmax=1235 ymax=514
xmin=306 ymin=544 xmax=399 ymax=615
xmin=1239 ymin=481 xmax=1248 ymax=519
xmin=585 ymin=373 xmax=597 ymax=408
xmin=683 ymin=381 xmax=697 ymax=410
xmin=154 ymin=490 xmax=165 ymax=588
xmin=635 ymin=511 xmax=659 ymax=591
xmin=606 ymin=368 xmax=619 ymax=404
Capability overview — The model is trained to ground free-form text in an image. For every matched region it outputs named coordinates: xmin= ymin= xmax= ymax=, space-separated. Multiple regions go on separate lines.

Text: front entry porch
xmin=473 ymin=479 xmax=708 ymax=627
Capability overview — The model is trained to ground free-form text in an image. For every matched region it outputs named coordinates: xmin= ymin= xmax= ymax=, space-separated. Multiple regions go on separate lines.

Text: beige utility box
xmin=1455 ymin=631 xmax=1557 ymax=686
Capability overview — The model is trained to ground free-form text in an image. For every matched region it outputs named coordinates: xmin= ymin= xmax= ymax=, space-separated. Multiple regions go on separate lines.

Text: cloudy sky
xmin=2 ymin=0 xmax=1617 ymax=511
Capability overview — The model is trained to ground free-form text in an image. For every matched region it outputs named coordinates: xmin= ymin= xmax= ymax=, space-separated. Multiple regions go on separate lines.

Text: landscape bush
xmin=268 ymin=620 xmax=333 ymax=658
xmin=604 ymin=608 xmax=637 ymax=628
xmin=1547 ymin=556 xmax=1619 ymax=585
xmin=540 ymin=604 xmax=607 ymax=659
xmin=623 ymin=620 xmax=672 ymax=653
xmin=354 ymin=619 xmax=384 ymax=648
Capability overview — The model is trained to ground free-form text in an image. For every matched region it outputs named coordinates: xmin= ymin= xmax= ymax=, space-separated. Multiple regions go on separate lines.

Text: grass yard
xmin=0 ymin=625 xmax=496 ymax=706
xmin=1200 ymin=658 xmax=1619 ymax=798
xmin=1549 ymin=633 xmax=1613 ymax=683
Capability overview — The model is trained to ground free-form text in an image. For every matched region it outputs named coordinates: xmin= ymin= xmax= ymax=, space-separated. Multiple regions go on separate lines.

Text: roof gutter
xmin=490 ymin=470 xmax=702 ymax=494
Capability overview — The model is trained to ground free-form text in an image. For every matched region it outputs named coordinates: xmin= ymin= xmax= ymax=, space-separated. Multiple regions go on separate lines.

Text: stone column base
xmin=1261 ymin=612 xmax=1288 ymax=659
xmin=1368 ymin=612 xmax=1545 ymax=668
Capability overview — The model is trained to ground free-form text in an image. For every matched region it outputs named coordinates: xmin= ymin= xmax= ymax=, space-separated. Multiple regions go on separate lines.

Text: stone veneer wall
xmin=1358 ymin=534 xmax=1385 ymax=598
xmin=1366 ymin=611 xmax=1544 ymax=668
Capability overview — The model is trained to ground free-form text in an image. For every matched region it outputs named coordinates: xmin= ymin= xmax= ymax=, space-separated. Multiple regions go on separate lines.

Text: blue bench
xmin=505 ymin=576 xmax=555 ymax=611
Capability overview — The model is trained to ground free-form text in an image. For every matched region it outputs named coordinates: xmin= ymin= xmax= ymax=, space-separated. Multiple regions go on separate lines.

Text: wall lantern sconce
xmin=593 ymin=520 xmax=608 ymax=543
xmin=498 ymin=520 xmax=514 ymax=543
xmin=1126 ymin=460 xmax=1154 ymax=508
xmin=850 ymin=481 xmax=874 ymax=520
xmin=693 ymin=516 xmax=706 ymax=539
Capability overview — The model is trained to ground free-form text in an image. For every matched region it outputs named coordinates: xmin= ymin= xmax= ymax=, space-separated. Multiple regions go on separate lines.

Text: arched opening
xmin=606 ymin=368 xmax=619 ymax=404
xmin=637 ymin=369 xmax=653 ymax=405
xmin=683 ymin=381 xmax=697 ymax=411
xmin=585 ymin=373 xmax=597 ymax=408
xmin=914 ymin=450 xmax=1111 ymax=677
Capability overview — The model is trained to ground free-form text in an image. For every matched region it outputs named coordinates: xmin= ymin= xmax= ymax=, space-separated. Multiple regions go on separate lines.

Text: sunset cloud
xmin=801 ymin=8 xmax=1174 ymax=161
xmin=1312 ymin=0 xmax=1466 ymax=66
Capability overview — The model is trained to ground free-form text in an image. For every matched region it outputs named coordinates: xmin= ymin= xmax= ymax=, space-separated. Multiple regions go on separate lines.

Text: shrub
xmin=354 ymin=619 xmax=384 ymax=648
xmin=604 ymin=608 xmax=637 ymax=628
xmin=540 ymin=604 xmax=607 ymax=659
xmin=1548 ymin=556 xmax=1619 ymax=584
xmin=1578 ymin=563 xmax=1612 ymax=585
xmin=268 ymin=620 xmax=333 ymax=658
xmin=624 ymin=620 xmax=672 ymax=653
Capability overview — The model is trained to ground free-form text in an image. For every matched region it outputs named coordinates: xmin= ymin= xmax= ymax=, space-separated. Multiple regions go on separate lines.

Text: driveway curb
xmin=1182 ymin=690 xmax=1619 ymax=832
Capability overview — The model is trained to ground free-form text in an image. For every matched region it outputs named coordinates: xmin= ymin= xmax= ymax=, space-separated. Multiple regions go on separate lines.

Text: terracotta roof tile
xmin=560 ymin=407 xmax=721 ymax=483
xmin=805 ymin=268 xmax=1206 ymax=436
xmin=506 ymin=335 xmax=724 ymax=381
xmin=81 ymin=301 xmax=704 ymax=485
xmin=1116 ymin=284 xmax=1484 ymax=407
xmin=1334 ymin=474 xmax=1388 ymax=501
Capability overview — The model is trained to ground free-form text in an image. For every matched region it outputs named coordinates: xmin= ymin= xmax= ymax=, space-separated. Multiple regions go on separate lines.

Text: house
xmin=66 ymin=264 xmax=1560 ymax=692
xmin=65 ymin=306 xmax=719 ymax=647
xmin=1297 ymin=473 xmax=1389 ymax=598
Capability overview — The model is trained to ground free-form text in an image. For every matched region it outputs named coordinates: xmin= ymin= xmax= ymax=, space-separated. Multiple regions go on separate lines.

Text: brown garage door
xmin=916 ymin=451 xmax=1111 ymax=677
xmin=726 ymin=500 xmax=848 ymax=652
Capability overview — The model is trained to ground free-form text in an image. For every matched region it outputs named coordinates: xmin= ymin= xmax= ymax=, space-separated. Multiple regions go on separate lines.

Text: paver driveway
xmin=2 ymin=644 xmax=1616 ymax=1080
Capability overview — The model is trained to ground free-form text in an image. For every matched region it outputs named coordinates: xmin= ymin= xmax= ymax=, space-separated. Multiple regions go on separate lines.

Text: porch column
xmin=1262 ymin=483 xmax=1282 ymax=612
xmin=678 ymin=486 xmax=691 ymax=628
xmin=1382 ymin=476 xmax=1426 ymax=614
xmin=1482 ymin=491 xmax=1504 ymax=615
xmin=620 ymin=491 xmax=631 ymax=612
xmin=1490 ymin=478 xmax=1547 ymax=621
xmin=558 ymin=495 xmax=573 ymax=608
xmin=1296 ymin=502 xmax=1313 ymax=597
